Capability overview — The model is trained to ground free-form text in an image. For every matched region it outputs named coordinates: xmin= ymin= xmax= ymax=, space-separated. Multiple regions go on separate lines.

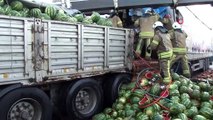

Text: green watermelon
xmin=124 ymin=103 xmax=132 ymax=111
xmin=169 ymin=89 xmax=180 ymax=96
xmin=55 ymin=13 xmax=69 ymax=21
xmin=74 ymin=14 xmax=84 ymax=22
xmin=97 ymin=18 xmax=105 ymax=25
xmin=170 ymin=103 xmax=186 ymax=115
xmin=104 ymin=19 xmax=113 ymax=26
xmin=118 ymin=89 xmax=125 ymax=97
xmin=130 ymin=96 xmax=140 ymax=104
xmin=199 ymin=107 xmax=213 ymax=119
xmin=0 ymin=0 xmax=4 ymax=6
xmin=152 ymin=103 xmax=161 ymax=112
xmin=193 ymin=115 xmax=207 ymax=120
xmin=67 ymin=17 xmax=78 ymax=23
xmin=10 ymin=10 xmax=21 ymax=17
xmin=104 ymin=107 xmax=112 ymax=114
xmin=201 ymin=92 xmax=210 ymax=101
xmin=185 ymin=106 xmax=198 ymax=118
xmin=177 ymin=113 xmax=188 ymax=120
xmin=171 ymin=96 xmax=180 ymax=103
xmin=0 ymin=6 xmax=4 ymax=14
xmin=181 ymin=98 xmax=192 ymax=109
xmin=132 ymin=89 xmax=145 ymax=98
xmin=115 ymin=103 xmax=124 ymax=111
xmin=126 ymin=82 xmax=136 ymax=90
xmin=118 ymin=97 xmax=126 ymax=104
xmin=82 ymin=17 xmax=93 ymax=24
xmin=169 ymin=83 xmax=178 ymax=90
xmin=136 ymin=113 xmax=149 ymax=120
xmin=180 ymin=79 xmax=189 ymax=86
xmin=198 ymin=82 xmax=207 ymax=91
xmin=191 ymin=89 xmax=201 ymax=99
xmin=131 ymin=104 xmax=140 ymax=112
xmin=144 ymin=106 xmax=154 ymax=116
xmin=201 ymin=102 xmax=212 ymax=108
xmin=91 ymin=11 xmax=101 ymax=23
xmin=151 ymin=113 xmax=163 ymax=120
xmin=191 ymin=99 xmax=200 ymax=108
xmin=179 ymin=86 xmax=188 ymax=94
xmin=123 ymin=90 xmax=131 ymax=99
xmin=172 ymin=73 xmax=180 ymax=80
xmin=111 ymin=111 xmax=118 ymax=118
xmin=30 ymin=8 xmax=42 ymax=17
xmin=92 ymin=113 xmax=106 ymax=120
xmin=38 ymin=13 xmax=51 ymax=20
xmin=125 ymin=109 xmax=135 ymax=117
xmin=192 ymin=84 xmax=200 ymax=90
xmin=181 ymin=93 xmax=190 ymax=100
xmin=10 ymin=1 xmax=23 ymax=11
xmin=150 ymin=83 xmax=161 ymax=95
xmin=3 ymin=5 xmax=12 ymax=15
xmin=45 ymin=5 xmax=57 ymax=19
xmin=173 ymin=81 xmax=181 ymax=87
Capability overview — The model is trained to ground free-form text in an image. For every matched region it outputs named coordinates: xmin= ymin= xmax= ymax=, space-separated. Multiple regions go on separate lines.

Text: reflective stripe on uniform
xmin=139 ymin=32 xmax=154 ymax=38
xmin=159 ymin=50 xmax=173 ymax=59
xmin=173 ymin=48 xmax=187 ymax=53
xmin=152 ymin=40 xmax=159 ymax=45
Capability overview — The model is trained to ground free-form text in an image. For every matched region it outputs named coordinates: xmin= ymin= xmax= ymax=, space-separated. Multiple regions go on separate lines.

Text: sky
xmin=178 ymin=5 xmax=213 ymax=50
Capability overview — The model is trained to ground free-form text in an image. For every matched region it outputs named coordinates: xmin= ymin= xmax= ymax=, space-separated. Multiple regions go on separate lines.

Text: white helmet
xmin=172 ymin=22 xmax=182 ymax=29
xmin=153 ymin=21 xmax=163 ymax=29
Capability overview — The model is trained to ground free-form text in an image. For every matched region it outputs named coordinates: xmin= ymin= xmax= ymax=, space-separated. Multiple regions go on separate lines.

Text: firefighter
xmin=134 ymin=8 xmax=159 ymax=59
xmin=170 ymin=22 xmax=191 ymax=78
xmin=149 ymin=21 xmax=173 ymax=84
xmin=160 ymin=14 xmax=174 ymax=33
xmin=109 ymin=9 xmax=123 ymax=28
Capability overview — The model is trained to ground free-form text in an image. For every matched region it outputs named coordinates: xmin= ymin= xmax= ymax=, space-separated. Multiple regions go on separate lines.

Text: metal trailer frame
xmin=0 ymin=15 xmax=133 ymax=85
xmin=71 ymin=0 xmax=213 ymax=11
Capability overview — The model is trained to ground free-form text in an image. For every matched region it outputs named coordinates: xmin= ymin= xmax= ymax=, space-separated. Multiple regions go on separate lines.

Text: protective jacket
xmin=110 ymin=15 xmax=123 ymax=27
xmin=134 ymin=14 xmax=159 ymax=38
xmin=150 ymin=30 xmax=173 ymax=59
xmin=170 ymin=29 xmax=188 ymax=54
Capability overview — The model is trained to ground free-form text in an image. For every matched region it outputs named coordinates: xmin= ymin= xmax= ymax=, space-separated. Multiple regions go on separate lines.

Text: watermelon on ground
xmin=10 ymin=1 xmax=23 ymax=11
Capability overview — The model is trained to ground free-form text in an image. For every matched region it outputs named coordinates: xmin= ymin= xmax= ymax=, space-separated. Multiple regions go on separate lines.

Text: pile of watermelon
xmin=93 ymin=72 xmax=213 ymax=120
xmin=0 ymin=0 xmax=112 ymax=26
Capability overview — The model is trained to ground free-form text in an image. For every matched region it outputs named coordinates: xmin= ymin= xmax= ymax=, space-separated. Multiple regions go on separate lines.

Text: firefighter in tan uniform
xmin=160 ymin=14 xmax=174 ymax=33
xmin=109 ymin=10 xmax=123 ymax=27
xmin=134 ymin=9 xmax=159 ymax=59
xmin=149 ymin=21 xmax=173 ymax=84
xmin=170 ymin=22 xmax=191 ymax=78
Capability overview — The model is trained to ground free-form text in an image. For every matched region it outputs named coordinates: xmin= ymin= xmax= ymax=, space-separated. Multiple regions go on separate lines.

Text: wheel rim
xmin=75 ymin=87 xmax=97 ymax=115
xmin=7 ymin=98 xmax=42 ymax=120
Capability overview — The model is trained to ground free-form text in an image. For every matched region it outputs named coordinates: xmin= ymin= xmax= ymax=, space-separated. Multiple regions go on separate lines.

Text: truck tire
xmin=0 ymin=87 xmax=52 ymax=120
xmin=104 ymin=74 xmax=131 ymax=107
xmin=66 ymin=78 xmax=103 ymax=120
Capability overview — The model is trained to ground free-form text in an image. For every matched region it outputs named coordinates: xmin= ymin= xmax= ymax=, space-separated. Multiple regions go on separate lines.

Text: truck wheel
xmin=66 ymin=78 xmax=103 ymax=120
xmin=104 ymin=74 xmax=131 ymax=106
xmin=0 ymin=87 xmax=52 ymax=120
